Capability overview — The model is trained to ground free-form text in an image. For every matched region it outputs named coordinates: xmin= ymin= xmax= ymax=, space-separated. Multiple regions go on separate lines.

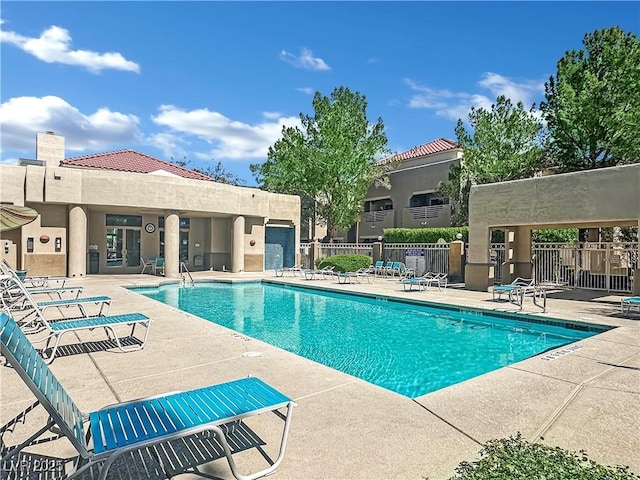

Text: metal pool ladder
xmin=180 ymin=261 xmax=194 ymax=286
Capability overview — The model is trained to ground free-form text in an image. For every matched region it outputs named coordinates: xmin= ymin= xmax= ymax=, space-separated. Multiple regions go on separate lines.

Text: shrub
xmin=317 ymin=254 xmax=371 ymax=273
xmin=448 ymin=433 xmax=639 ymax=480
xmin=384 ymin=227 xmax=468 ymax=243
xmin=533 ymin=228 xmax=579 ymax=243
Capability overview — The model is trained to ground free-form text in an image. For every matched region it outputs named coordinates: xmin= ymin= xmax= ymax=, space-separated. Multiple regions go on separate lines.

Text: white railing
xmin=361 ymin=210 xmax=392 ymax=223
xmin=406 ymin=205 xmax=447 ymax=220
xmin=491 ymin=242 xmax=637 ymax=293
xmin=318 ymin=243 xmax=373 ymax=259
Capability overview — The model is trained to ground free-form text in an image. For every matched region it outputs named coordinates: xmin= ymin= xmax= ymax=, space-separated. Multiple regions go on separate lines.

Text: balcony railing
xmin=406 ymin=205 xmax=448 ymax=219
xmin=402 ymin=204 xmax=451 ymax=228
xmin=361 ymin=210 xmax=392 ymax=223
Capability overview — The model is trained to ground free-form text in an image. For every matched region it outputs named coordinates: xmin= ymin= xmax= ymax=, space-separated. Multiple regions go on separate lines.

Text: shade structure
xmin=0 ymin=204 xmax=38 ymax=232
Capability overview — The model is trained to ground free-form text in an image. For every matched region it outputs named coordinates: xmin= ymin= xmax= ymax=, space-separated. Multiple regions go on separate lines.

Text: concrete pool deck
xmin=1 ymin=272 xmax=638 ymax=479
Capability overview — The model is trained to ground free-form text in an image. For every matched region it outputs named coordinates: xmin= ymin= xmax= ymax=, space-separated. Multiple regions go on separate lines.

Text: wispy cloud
xmin=0 ymin=20 xmax=140 ymax=74
xmin=0 ymin=96 xmax=141 ymax=153
xmin=151 ymin=106 xmax=301 ymax=160
xmin=405 ymin=72 xmax=544 ymax=121
xmin=297 ymin=87 xmax=315 ymax=95
xmin=279 ymin=48 xmax=330 ymax=71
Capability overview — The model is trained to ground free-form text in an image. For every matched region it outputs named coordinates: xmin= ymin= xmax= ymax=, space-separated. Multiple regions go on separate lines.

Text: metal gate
xmin=533 ymin=242 xmax=637 ymax=293
xmin=490 ymin=243 xmax=505 ymax=285
xmin=383 ymin=243 xmax=449 ymax=277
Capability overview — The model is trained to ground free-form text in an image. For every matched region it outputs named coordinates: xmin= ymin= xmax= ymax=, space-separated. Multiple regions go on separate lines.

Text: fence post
xmin=310 ymin=240 xmax=321 ymax=268
xmin=372 ymin=241 xmax=383 ymax=264
xmin=448 ymin=240 xmax=465 ymax=283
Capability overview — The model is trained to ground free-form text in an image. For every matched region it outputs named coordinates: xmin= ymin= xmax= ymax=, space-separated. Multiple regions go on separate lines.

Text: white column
xmin=232 ymin=215 xmax=245 ymax=273
xmin=165 ymin=212 xmax=179 ymax=278
xmin=68 ymin=205 xmax=87 ymax=277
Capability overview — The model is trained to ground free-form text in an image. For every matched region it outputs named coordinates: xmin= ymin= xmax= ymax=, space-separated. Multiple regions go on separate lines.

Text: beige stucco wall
xmin=466 ymin=163 xmax=640 ymax=291
xmin=0 ymin=163 xmax=300 ymax=275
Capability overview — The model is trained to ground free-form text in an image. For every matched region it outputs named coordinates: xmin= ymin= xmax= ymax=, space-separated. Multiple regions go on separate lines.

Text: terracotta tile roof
xmin=60 ymin=149 xmax=213 ymax=181
xmin=381 ymin=137 xmax=460 ymax=164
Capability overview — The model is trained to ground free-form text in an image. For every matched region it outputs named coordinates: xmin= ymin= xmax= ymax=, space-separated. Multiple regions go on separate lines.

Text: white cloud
xmin=405 ymin=73 xmax=544 ymax=121
xmin=0 ymin=96 xmax=141 ymax=154
xmin=279 ymin=48 xmax=330 ymax=71
xmin=297 ymin=87 xmax=315 ymax=95
xmin=151 ymin=106 xmax=301 ymax=161
xmin=0 ymin=22 xmax=140 ymax=74
xmin=477 ymin=73 xmax=544 ymax=107
xmin=262 ymin=111 xmax=283 ymax=120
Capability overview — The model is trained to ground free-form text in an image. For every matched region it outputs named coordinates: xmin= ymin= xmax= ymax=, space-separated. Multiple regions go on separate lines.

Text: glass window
xmin=158 ymin=217 xmax=190 ymax=229
xmin=106 ymin=214 xmax=142 ymax=227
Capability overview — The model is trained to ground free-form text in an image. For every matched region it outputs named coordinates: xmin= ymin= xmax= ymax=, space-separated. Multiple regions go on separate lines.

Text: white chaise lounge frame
xmin=0 ymin=313 xmax=296 ymax=480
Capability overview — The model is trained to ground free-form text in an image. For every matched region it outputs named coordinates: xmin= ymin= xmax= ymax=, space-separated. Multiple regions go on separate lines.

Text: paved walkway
xmin=1 ymin=272 xmax=638 ymax=479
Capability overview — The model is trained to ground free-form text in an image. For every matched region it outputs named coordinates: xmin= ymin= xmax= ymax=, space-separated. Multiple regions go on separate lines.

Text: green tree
xmin=541 ymin=27 xmax=640 ymax=172
xmin=254 ymin=86 xmax=393 ymax=238
xmin=171 ymin=157 xmax=247 ymax=186
xmin=440 ymin=96 xmax=545 ymax=225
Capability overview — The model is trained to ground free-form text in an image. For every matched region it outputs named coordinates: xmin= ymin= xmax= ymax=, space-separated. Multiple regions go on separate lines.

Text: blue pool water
xmin=134 ymin=282 xmax=606 ymax=398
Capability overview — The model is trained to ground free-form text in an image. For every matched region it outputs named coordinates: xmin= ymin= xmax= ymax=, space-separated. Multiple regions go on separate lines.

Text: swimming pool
xmin=133 ymin=282 xmax=608 ymax=398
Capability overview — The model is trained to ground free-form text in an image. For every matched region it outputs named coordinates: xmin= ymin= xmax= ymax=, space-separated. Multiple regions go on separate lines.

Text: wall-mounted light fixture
xmin=55 ymin=237 xmax=62 ymax=252
xmin=27 ymin=238 xmax=34 ymax=253
xmin=4 ymin=241 xmax=9 ymax=254
xmin=420 ymin=221 xmax=428 ymax=226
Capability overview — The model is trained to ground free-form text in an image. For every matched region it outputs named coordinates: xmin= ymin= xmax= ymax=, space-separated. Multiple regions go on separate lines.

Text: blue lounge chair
xmin=621 ymin=297 xmax=640 ymax=316
xmin=0 ymin=313 xmax=296 ymax=480
xmin=492 ymin=277 xmax=535 ymax=303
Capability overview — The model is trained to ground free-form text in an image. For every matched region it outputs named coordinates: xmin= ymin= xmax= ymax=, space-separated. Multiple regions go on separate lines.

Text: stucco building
xmin=353 ymin=138 xmax=462 ymax=242
xmin=0 ymin=132 xmax=300 ymax=278
xmin=465 ymin=163 xmax=640 ymax=294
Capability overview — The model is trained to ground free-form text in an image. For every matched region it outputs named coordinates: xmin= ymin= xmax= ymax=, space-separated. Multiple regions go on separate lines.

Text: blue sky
xmin=1 ymin=1 xmax=638 ymax=185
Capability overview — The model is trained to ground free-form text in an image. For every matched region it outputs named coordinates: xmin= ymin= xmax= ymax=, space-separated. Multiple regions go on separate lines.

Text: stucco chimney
xmin=36 ymin=131 xmax=65 ymax=168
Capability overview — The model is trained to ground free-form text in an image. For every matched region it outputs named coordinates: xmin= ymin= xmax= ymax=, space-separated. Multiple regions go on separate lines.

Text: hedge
xmin=383 ymin=227 xmax=580 ymax=244
xmin=317 ymin=254 xmax=372 ymax=273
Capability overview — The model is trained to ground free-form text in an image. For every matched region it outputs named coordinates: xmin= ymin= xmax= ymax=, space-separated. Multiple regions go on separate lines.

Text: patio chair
xmin=0 ymin=312 xmax=296 ymax=480
xmin=382 ymin=261 xmax=395 ymax=277
xmin=621 ymin=297 xmax=640 ymax=316
xmin=153 ymin=257 xmax=165 ymax=276
xmin=372 ymin=260 xmax=385 ymax=276
xmin=140 ymin=256 xmax=156 ymax=275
